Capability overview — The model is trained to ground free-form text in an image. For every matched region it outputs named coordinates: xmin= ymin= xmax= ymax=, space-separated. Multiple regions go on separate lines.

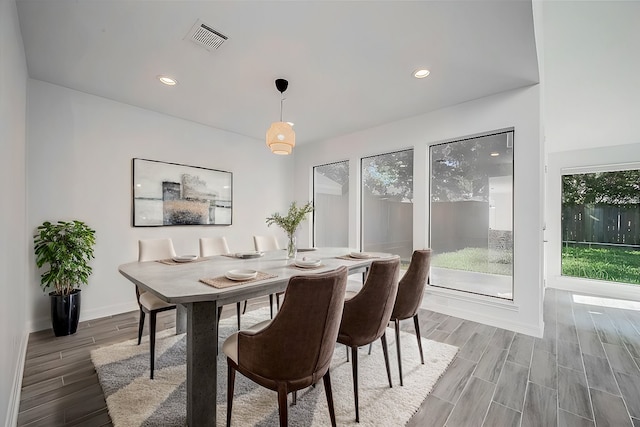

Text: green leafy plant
xmin=431 ymin=247 xmax=512 ymax=276
xmin=266 ymin=201 xmax=314 ymax=237
xmin=33 ymin=220 xmax=96 ymax=296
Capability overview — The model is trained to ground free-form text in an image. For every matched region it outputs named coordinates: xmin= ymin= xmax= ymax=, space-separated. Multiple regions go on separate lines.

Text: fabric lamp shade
xmin=266 ymin=121 xmax=295 ymax=155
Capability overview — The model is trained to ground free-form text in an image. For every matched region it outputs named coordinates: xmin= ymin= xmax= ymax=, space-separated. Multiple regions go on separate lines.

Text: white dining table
xmin=118 ymin=247 xmax=390 ymax=426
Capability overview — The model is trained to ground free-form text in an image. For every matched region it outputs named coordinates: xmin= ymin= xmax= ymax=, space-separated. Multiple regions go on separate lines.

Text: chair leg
xmin=323 ymin=370 xmax=337 ymax=427
xmin=242 ymin=300 xmax=248 ymax=314
xmin=368 ymin=342 xmax=372 ymax=355
xmin=414 ymin=314 xmax=425 ymax=365
xmin=276 ymin=293 xmax=281 ymax=310
xmin=236 ymin=302 xmax=241 ymax=330
xmin=216 ymin=306 xmax=224 ymax=356
xmin=380 ymin=333 xmax=393 ymax=388
xmin=149 ymin=311 xmax=157 ymax=380
xmin=346 ymin=344 xmax=349 ymax=361
xmin=226 ymin=363 xmax=236 ymax=427
xmin=277 ymin=383 xmax=289 ymax=427
xmin=350 ymin=346 xmax=360 ymax=423
xmin=269 ymin=294 xmax=274 ymax=319
xmin=137 ymin=309 xmax=145 ymax=345
xmin=394 ymin=319 xmax=403 ymax=386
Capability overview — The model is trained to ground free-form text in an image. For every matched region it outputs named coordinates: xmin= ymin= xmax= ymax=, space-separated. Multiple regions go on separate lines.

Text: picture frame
xmin=132 ymin=158 xmax=232 ymax=226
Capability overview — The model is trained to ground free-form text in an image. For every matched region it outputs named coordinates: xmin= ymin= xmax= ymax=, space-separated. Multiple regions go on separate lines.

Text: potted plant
xmin=266 ymin=201 xmax=314 ymax=259
xmin=33 ymin=220 xmax=96 ymax=336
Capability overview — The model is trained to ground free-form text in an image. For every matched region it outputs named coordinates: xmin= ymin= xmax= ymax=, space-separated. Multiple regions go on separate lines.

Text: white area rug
xmin=91 ymin=308 xmax=458 ymax=426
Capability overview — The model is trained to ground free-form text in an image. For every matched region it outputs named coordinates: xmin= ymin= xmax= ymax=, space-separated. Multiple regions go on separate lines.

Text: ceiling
xmin=16 ymin=0 xmax=539 ymax=147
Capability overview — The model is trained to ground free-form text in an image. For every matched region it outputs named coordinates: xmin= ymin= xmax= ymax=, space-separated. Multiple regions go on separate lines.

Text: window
xmin=313 ymin=161 xmax=349 ymax=247
xmin=361 ymin=149 xmax=414 ymax=260
xmin=429 ymin=131 xmax=514 ymax=299
xmin=562 ymin=168 xmax=640 ymax=285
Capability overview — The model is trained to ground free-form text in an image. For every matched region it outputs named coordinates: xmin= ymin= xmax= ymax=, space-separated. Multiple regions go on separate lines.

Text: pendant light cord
xmin=280 ymin=95 xmax=284 ymax=122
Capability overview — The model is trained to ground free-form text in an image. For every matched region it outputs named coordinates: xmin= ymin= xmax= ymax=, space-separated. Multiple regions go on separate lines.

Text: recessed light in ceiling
xmin=157 ymin=75 xmax=178 ymax=86
xmin=413 ymin=69 xmax=430 ymax=79
xmin=490 ymin=152 xmax=500 ymax=157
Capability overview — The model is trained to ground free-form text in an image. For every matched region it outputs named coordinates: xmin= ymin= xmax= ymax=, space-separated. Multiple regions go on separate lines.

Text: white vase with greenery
xmin=266 ymin=201 xmax=314 ymax=259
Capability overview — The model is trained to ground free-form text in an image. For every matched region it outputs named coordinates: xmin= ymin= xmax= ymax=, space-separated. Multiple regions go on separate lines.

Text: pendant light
xmin=266 ymin=78 xmax=295 ymax=155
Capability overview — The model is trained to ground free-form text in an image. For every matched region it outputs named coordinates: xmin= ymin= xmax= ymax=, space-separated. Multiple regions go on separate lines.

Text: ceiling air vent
xmin=186 ymin=20 xmax=228 ymax=52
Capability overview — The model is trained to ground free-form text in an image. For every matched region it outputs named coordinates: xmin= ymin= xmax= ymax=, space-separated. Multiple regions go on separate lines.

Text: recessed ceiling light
xmin=157 ymin=75 xmax=178 ymax=86
xmin=490 ymin=152 xmax=500 ymax=157
xmin=413 ymin=69 xmax=430 ymax=79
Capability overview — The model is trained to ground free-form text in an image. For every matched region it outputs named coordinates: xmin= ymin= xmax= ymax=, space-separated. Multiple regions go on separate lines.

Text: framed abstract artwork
xmin=132 ymin=158 xmax=232 ymax=226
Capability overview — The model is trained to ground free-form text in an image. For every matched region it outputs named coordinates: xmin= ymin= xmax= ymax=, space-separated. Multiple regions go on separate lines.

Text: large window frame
xmin=428 ymin=130 xmax=514 ymax=300
xmin=561 ymin=164 xmax=640 ymax=286
xmin=360 ymin=149 xmax=414 ymax=260
xmin=312 ymin=160 xmax=350 ymax=248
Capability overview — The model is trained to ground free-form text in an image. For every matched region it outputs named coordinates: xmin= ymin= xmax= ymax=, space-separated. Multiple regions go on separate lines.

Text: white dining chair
xmin=199 ymin=237 xmax=246 ymax=330
xmin=199 ymin=236 xmax=231 ymax=257
xmin=137 ymin=238 xmax=177 ymax=379
xmin=253 ymin=235 xmax=280 ymax=251
xmin=253 ymin=235 xmax=282 ymax=317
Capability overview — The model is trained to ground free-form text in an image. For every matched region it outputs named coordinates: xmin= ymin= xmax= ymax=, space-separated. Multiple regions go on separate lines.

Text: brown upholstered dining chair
xmin=390 ymin=249 xmax=432 ymax=386
xmin=337 ymin=256 xmax=400 ymax=422
xmin=136 ymin=238 xmax=177 ymax=379
xmin=223 ymin=266 xmax=348 ymax=427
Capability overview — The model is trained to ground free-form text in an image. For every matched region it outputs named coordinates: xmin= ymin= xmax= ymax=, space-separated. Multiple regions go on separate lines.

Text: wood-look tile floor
xmin=17 ymin=289 xmax=640 ymax=426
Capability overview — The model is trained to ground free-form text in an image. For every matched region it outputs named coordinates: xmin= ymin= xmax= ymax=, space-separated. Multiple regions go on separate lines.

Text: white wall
xmin=541 ymin=1 xmax=640 ymax=300
xmin=26 ymin=79 xmax=293 ymax=331
xmin=294 ymin=86 xmax=544 ymax=337
xmin=0 ymin=0 xmax=28 ymax=424
xmin=542 ymin=1 xmax=640 ymax=153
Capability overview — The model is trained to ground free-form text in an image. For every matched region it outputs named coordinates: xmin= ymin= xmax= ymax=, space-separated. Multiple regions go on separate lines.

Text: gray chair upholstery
xmin=337 ymin=256 xmax=400 ymax=422
xmin=223 ymin=266 xmax=348 ymax=427
xmin=390 ymin=249 xmax=432 ymax=385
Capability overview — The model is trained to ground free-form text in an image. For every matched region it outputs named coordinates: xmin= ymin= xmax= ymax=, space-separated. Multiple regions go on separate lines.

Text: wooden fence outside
xmin=562 ymin=204 xmax=640 ymax=247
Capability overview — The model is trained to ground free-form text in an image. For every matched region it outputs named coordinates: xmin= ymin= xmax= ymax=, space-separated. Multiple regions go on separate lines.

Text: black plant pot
xmin=50 ymin=289 xmax=81 ymax=337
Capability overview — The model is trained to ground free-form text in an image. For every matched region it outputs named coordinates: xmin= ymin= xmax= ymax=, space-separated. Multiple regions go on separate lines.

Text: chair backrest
xmin=339 ymin=256 xmax=400 ymax=347
xmin=236 ymin=266 xmax=348 ymax=382
xmin=392 ymin=249 xmax=432 ymax=320
xmin=199 ymin=236 xmax=231 ymax=257
xmin=138 ymin=238 xmax=176 ymax=262
xmin=253 ymin=235 xmax=280 ymax=251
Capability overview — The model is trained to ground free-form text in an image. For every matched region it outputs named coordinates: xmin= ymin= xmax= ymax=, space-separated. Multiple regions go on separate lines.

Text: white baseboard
xmin=422 ymin=300 xmax=543 ymax=337
xmin=423 ymin=286 xmax=543 ymax=337
xmin=28 ymin=301 xmax=139 ymax=333
xmin=548 ymin=276 xmax=640 ymax=302
xmin=5 ymin=331 xmax=28 ymax=427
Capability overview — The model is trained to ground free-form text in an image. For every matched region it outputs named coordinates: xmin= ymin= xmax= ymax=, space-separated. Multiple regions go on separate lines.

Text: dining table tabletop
xmin=118 ymin=246 xmax=393 ymax=426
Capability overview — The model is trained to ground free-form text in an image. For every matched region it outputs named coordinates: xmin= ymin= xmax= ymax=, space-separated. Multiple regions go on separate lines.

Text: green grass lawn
xmin=562 ymin=245 xmax=640 ymax=285
xmin=431 ymin=247 xmax=512 ymax=276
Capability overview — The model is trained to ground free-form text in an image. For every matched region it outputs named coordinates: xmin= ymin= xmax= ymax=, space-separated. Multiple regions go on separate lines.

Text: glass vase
xmin=287 ymin=234 xmax=297 ymax=259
